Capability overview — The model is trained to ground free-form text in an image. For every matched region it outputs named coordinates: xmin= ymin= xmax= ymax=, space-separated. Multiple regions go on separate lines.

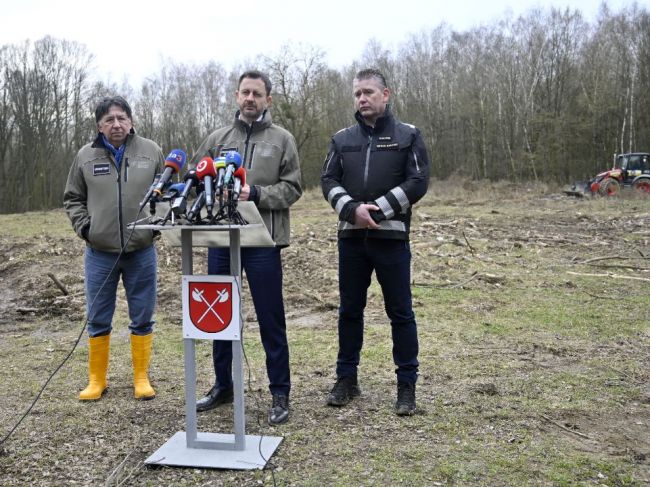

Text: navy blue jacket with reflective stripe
xmin=321 ymin=107 xmax=430 ymax=240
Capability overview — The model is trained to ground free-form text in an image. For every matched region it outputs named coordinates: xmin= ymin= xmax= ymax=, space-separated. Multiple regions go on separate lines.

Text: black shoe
xmin=395 ymin=381 xmax=416 ymax=416
xmin=326 ymin=376 xmax=360 ymax=406
xmin=196 ymin=385 xmax=233 ymax=412
xmin=268 ymin=394 xmax=289 ymax=425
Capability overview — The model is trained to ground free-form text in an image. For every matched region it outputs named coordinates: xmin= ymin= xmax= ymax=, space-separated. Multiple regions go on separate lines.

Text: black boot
xmin=268 ymin=394 xmax=289 ymax=425
xmin=326 ymin=376 xmax=360 ymax=406
xmin=196 ymin=385 xmax=234 ymax=412
xmin=395 ymin=381 xmax=416 ymax=416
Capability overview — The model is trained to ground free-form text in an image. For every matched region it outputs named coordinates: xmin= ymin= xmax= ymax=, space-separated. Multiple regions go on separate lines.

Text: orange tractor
xmin=565 ymin=152 xmax=650 ymax=196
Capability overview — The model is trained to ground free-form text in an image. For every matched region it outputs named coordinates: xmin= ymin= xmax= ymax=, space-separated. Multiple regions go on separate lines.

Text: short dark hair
xmin=355 ymin=68 xmax=388 ymax=89
xmin=95 ymin=96 xmax=133 ymax=123
xmin=238 ymin=70 xmax=272 ymax=96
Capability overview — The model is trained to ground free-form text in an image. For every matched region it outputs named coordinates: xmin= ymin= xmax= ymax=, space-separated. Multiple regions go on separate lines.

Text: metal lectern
xmin=142 ymin=202 xmax=282 ymax=469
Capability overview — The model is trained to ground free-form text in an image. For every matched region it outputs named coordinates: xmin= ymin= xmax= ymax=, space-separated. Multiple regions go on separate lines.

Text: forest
xmin=0 ymin=3 xmax=648 ymax=213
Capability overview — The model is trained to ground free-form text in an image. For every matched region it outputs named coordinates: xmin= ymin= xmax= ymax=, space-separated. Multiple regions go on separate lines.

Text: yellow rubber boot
xmin=130 ymin=333 xmax=156 ymax=400
xmin=79 ymin=334 xmax=110 ymax=401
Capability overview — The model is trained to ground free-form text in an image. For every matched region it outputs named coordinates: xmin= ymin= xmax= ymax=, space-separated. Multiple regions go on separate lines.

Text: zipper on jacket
xmin=363 ymin=134 xmax=373 ymax=190
xmin=123 ymin=157 xmax=129 ymax=182
xmin=243 ymin=125 xmax=253 ymax=168
xmin=114 ymin=157 xmax=125 ymax=250
xmin=247 ymin=143 xmax=256 ymax=170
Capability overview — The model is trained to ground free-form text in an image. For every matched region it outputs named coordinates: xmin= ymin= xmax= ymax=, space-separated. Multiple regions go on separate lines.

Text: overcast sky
xmin=0 ymin=0 xmax=642 ymax=86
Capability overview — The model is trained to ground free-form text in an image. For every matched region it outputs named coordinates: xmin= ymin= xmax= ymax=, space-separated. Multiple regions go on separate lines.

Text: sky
xmin=0 ymin=0 xmax=642 ymax=86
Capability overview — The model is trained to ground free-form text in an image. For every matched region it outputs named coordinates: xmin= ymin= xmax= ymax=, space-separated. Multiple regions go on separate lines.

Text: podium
xmin=138 ymin=202 xmax=283 ymax=469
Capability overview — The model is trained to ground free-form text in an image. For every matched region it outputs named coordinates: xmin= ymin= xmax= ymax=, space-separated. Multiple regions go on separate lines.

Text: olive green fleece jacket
xmin=63 ymin=132 xmax=164 ymax=253
xmin=191 ymin=110 xmax=302 ymax=247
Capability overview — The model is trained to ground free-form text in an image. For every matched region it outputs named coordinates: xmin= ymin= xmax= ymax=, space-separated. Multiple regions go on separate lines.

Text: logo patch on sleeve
xmin=93 ymin=163 xmax=111 ymax=176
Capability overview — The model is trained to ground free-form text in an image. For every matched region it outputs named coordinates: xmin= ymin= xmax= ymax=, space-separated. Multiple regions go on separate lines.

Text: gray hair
xmin=354 ymin=68 xmax=388 ymax=89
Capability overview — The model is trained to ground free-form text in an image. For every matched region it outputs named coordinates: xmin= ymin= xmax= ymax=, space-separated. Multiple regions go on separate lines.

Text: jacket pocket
xmin=87 ymin=207 xmax=118 ymax=249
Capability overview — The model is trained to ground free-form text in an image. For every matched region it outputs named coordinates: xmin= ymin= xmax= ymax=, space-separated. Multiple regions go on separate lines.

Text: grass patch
xmin=0 ymin=182 xmax=649 ymax=485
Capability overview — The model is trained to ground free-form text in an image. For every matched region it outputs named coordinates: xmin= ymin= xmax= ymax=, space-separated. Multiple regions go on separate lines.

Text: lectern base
xmin=145 ymin=431 xmax=283 ymax=470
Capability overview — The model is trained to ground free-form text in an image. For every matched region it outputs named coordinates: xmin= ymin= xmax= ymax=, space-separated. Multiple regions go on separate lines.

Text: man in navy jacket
xmin=321 ymin=68 xmax=429 ymax=415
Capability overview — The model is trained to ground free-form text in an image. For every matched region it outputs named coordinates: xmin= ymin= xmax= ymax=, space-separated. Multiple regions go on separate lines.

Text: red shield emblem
xmin=188 ymin=282 xmax=233 ymax=333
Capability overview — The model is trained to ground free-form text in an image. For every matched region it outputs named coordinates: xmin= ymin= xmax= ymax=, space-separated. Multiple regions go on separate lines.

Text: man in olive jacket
xmin=64 ymin=96 xmax=164 ymax=402
xmin=191 ymin=70 xmax=302 ymax=425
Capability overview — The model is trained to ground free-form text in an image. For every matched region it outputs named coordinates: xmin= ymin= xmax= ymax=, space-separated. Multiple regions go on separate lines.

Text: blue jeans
xmin=84 ymin=245 xmax=157 ymax=337
xmin=208 ymin=246 xmax=290 ymax=396
xmin=337 ymin=238 xmax=419 ymax=384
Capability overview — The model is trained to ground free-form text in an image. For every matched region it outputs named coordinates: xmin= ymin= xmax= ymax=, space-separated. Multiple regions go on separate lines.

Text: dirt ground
xmin=0 ymin=182 xmax=649 ymax=485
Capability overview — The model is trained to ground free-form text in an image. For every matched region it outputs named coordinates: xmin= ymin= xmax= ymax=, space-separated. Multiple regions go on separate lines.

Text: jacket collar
xmin=234 ymin=109 xmax=272 ymax=133
xmin=355 ymin=104 xmax=393 ymax=134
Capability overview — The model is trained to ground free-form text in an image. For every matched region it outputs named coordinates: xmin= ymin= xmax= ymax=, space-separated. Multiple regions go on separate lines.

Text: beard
xmin=240 ymin=104 xmax=263 ymax=121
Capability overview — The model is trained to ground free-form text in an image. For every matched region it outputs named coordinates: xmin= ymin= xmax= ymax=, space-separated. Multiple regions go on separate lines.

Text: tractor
xmin=564 ymin=152 xmax=650 ymax=197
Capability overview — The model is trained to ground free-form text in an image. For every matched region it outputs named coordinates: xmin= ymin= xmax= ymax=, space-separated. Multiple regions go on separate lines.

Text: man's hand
xmin=239 ymin=184 xmax=251 ymax=201
xmin=223 ymin=183 xmax=250 ymax=201
xmin=354 ymin=203 xmax=381 ymax=229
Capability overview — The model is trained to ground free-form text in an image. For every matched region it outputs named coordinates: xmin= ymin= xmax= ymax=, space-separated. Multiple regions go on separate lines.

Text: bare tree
xmin=1 ymin=37 xmax=93 ymax=212
xmin=261 ymin=44 xmax=331 ymax=187
xmin=2 ymin=3 xmax=650 ymax=212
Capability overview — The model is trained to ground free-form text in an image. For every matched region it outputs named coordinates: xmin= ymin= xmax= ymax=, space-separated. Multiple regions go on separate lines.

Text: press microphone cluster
xmin=149 ymin=150 xmax=248 ymax=226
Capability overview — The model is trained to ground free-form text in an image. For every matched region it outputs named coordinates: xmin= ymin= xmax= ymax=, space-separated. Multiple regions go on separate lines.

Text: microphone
xmin=139 ymin=174 xmax=162 ymax=209
xmin=162 ymin=182 xmax=186 ymax=201
xmin=186 ymin=191 xmax=206 ymax=222
xmin=153 ymin=149 xmax=187 ymax=197
xmin=157 ymin=183 xmax=185 ymax=224
xmin=196 ymin=156 xmax=216 ymax=216
xmin=214 ymin=157 xmax=227 ymax=196
xmin=171 ymin=169 xmax=199 ymax=217
xmin=232 ymin=167 xmax=246 ymax=202
xmin=223 ymin=151 xmax=243 ymax=186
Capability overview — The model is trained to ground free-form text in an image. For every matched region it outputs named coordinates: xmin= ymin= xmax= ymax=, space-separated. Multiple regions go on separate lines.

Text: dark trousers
xmin=337 ymin=238 xmax=419 ymax=384
xmin=208 ymin=246 xmax=290 ymax=396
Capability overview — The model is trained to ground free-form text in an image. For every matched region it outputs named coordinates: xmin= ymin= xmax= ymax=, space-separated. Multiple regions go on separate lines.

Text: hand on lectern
xmin=238 ymin=184 xmax=251 ymax=201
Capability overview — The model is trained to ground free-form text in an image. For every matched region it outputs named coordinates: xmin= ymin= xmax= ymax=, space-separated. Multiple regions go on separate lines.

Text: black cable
xmin=231 ymin=277 xmax=276 ymax=487
xmin=228 ymin=218 xmax=278 ymax=487
xmin=0 ymin=199 xmax=148 ymax=449
xmin=0 ymin=310 xmax=87 ymax=448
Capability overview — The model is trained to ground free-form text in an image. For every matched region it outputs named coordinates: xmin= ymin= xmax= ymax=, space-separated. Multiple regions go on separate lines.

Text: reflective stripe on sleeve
xmin=374 ymin=196 xmax=394 ymax=219
xmin=327 ymin=186 xmax=346 ymax=205
xmin=335 ymin=194 xmax=353 ymax=215
xmin=390 ymin=186 xmax=410 ymax=213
